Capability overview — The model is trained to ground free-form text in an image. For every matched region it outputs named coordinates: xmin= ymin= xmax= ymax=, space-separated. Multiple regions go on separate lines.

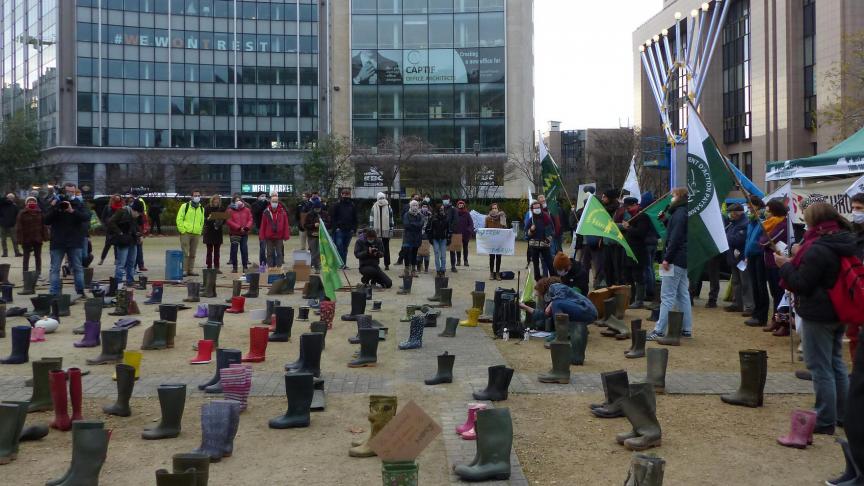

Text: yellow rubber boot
xmin=113 ymin=350 xmax=142 ymax=381
xmin=460 ymin=308 xmax=480 ymax=327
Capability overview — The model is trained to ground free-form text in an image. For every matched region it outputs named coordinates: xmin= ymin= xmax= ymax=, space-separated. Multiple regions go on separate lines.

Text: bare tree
xmin=301 ymin=134 xmax=354 ymax=198
xmin=583 ymin=127 xmax=666 ymax=198
xmin=109 ymin=151 xmax=201 ymax=195
xmin=352 ymin=135 xmax=427 ymax=199
xmin=507 ymin=139 xmax=541 ymax=192
xmin=818 ymin=30 xmax=864 ymax=142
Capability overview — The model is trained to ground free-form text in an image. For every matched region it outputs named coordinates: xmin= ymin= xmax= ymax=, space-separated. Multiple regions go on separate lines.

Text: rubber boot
xmin=437 ymin=288 xmax=453 ymax=307
xmin=471 ymin=291 xmax=485 ymax=311
xmin=145 ymin=284 xmax=164 ymax=305
xmin=195 ymin=323 xmax=221 ymax=351
xmin=86 ymin=328 xmax=127 ymax=365
xmin=0 ymin=326 xmax=31 ymax=364
xmin=648 ymin=306 xmax=660 ymax=322
xmin=424 ymin=310 xmax=440 ymax=328
xmin=243 ymin=272 xmax=260 ymax=298
xmin=348 ymin=328 xmax=379 ymax=368
xmin=25 ymin=358 xmax=61 ymax=413
xmin=400 ymin=305 xmax=419 ymax=323
xmin=341 ymin=290 xmax=366 ymax=321
xmin=225 ymin=280 xmax=241 ymax=304
xmin=777 ymin=409 xmax=818 ymax=448
xmin=721 ymin=349 xmax=767 ymax=408
xmin=156 ymin=468 xmax=197 ymax=486
xmin=348 ymin=313 xmax=374 ymax=345
xmin=0 ymin=402 xmax=25 ymax=464
xmin=479 ymin=299 xmax=494 ymax=323
xmin=268 ymin=273 xmax=295 ymax=295
xmin=617 ymin=383 xmax=662 ymax=451
xmin=460 ymin=308 xmax=480 ymax=327
xmin=472 ymin=365 xmax=514 ymax=401
xmin=456 ymin=403 xmax=488 ymax=435
xmin=48 ymin=370 xmax=71 ymax=431
xmin=159 ymin=303 xmax=179 ymax=323
xmin=269 ymin=306 xmax=294 ymax=342
xmin=428 ymin=277 xmax=448 ymax=302
xmin=628 ymin=283 xmax=646 ymax=309
xmin=0 ymin=304 xmax=5 ymax=338
xmin=311 ymin=377 xmax=326 ymax=411
xmin=17 ymin=271 xmax=37 ymax=296
xmin=398 ymin=315 xmax=425 ymax=350
xmin=141 ymin=320 xmax=169 ymax=350
xmin=262 ymin=299 xmax=280 ymax=325
xmin=47 ymin=421 xmax=110 ymax=485
xmin=106 ymin=276 xmax=118 ymax=297
xmin=183 ymin=282 xmax=201 ymax=303
xmin=349 ymin=395 xmax=397 ymax=457
xmin=454 ymin=408 xmax=513 ymax=481
xmin=221 ymin=364 xmax=252 ymax=412
xmin=827 ymin=439 xmax=863 ymax=486
xmin=74 ymin=298 xmax=104 ymax=335
xmin=166 ymin=321 xmax=177 ymax=349
xmin=240 ymin=326 xmax=268 ymax=363
xmin=190 ymin=339 xmax=215 ymax=365
xmin=29 ymin=294 xmax=52 ymax=317
xmin=194 ymin=304 xmax=208 ymax=319
xmin=201 ymin=269 xmax=217 ymax=299
xmin=657 ymin=310 xmax=683 ymax=346
xmin=554 ymin=313 xmax=570 ymax=343
xmin=119 ymin=350 xmax=143 ymax=380
xmin=201 ymin=303 xmax=228 ymax=327
xmin=224 ymin=296 xmax=245 ymax=314
xmin=646 ymin=348 xmax=669 ymax=394
xmin=538 ymin=342 xmax=571 ymax=384
xmin=0 ymin=283 xmax=12 ymax=304
xmin=191 ymin=400 xmax=238 ymax=463
xmin=569 ymin=321 xmax=588 ymax=365
xmin=68 ymin=367 xmax=84 ymax=422
xmin=269 ymin=372 xmax=314 ymax=429
xmin=396 ymin=275 xmax=413 ymax=295
xmin=424 ymin=352 xmax=455 ymax=385
xmin=601 ymin=298 xmax=630 ymax=337
xmin=623 ymin=319 xmax=643 ymax=351
xmin=591 ymin=370 xmax=630 ymax=418
xmin=172 ymin=453 xmax=210 ymax=486
xmin=285 ymin=332 xmax=324 ymax=377
xmin=440 ymin=317 xmax=459 ymax=337
xmin=297 ymin=306 xmax=310 ymax=321
xmin=143 ymin=384 xmax=186 ymax=439
xmin=200 ymin=348 xmax=242 ymax=392
xmin=103 ymin=363 xmax=135 ymax=417
xmin=109 ymin=288 xmax=129 ymax=316
xmin=625 ymin=330 xmax=647 ymax=359
xmin=310 ymin=321 xmax=328 ymax=349
xmin=613 ymin=285 xmax=631 ymax=319
xmin=319 ymin=300 xmax=336 ymax=330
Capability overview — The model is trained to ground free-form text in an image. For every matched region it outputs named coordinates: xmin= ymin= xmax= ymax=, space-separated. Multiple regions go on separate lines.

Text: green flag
xmin=521 ymin=268 xmax=534 ymax=304
xmin=539 ymin=138 xmax=563 ymax=214
xmin=575 ymin=194 xmax=638 ymax=263
xmin=318 ymin=220 xmax=343 ymax=301
xmin=641 ymin=193 xmax=672 ymax=241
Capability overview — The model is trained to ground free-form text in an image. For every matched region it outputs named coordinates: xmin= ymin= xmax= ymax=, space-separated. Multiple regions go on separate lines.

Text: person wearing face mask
xmin=452 ymin=200 xmax=475 ymax=269
xmin=526 ymin=201 xmax=554 ymax=280
xmin=107 ymin=199 xmax=144 ymax=288
xmin=176 ymin=191 xmax=206 ymax=277
xmin=426 ymin=203 xmax=451 ymax=277
xmin=852 ymin=193 xmax=864 ymax=232
xmin=303 ymin=197 xmax=329 ymax=272
xmin=743 ymin=196 xmax=769 ymax=327
xmin=758 ymin=198 xmax=791 ymax=335
xmin=417 ymin=203 xmax=432 ymax=273
xmin=252 ymin=193 xmax=270 ymax=265
xmin=369 ymin=192 xmax=394 ymax=270
xmin=226 ymin=194 xmax=253 ymax=273
xmin=98 ymin=195 xmax=124 ymax=265
xmin=0 ymin=193 xmax=22 ymax=258
xmin=600 ymin=189 xmax=625 ymax=286
xmin=202 ymin=195 xmax=226 ymax=273
xmin=552 ymin=251 xmax=589 ymax=296
xmin=484 ymin=203 xmax=508 ymax=280
xmin=331 ymin=189 xmax=358 ymax=269
xmin=15 ymin=196 xmax=48 ymax=277
xmin=723 ymin=203 xmax=754 ymax=317
xmin=260 ymin=195 xmax=291 ymax=268
xmin=538 ymin=194 xmax=563 ymax=254
xmin=128 ymin=191 xmax=148 ymax=272
xmin=402 ymin=200 xmax=424 ymax=277
xmin=440 ymin=195 xmax=460 ymax=272
xmin=354 ymin=229 xmax=392 ymax=288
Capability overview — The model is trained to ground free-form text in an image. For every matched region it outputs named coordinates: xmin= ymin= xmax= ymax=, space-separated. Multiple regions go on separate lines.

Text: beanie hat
xmin=311 ymin=198 xmax=322 ymax=209
xmin=552 ymin=252 xmax=570 ymax=272
xmin=25 ymin=196 xmax=37 ymax=204
xmin=376 ymin=192 xmax=386 ymax=200
xmin=603 ymin=188 xmax=619 ymax=200
xmin=727 ymin=203 xmax=744 ymax=212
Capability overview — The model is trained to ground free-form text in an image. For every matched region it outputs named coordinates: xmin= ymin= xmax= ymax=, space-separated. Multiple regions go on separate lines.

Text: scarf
xmin=110 ymin=200 xmax=124 ymax=210
xmin=790 ymin=220 xmax=842 ymax=268
xmin=265 ymin=207 xmax=279 ymax=234
xmin=762 ymin=216 xmax=784 ymax=234
xmin=377 ymin=199 xmax=388 ymax=207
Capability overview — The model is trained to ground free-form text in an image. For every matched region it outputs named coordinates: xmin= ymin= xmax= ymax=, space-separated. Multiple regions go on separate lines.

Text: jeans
xmin=529 ymin=246 xmax=553 ymax=280
xmin=114 ymin=244 xmax=138 ymax=285
xmin=0 ymin=226 xmax=19 ymax=255
xmin=230 ymin=234 xmax=249 ymax=269
xmin=259 ymin=238 xmax=267 ymax=265
xmin=551 ymin=299 xmax=596 ymax=323
xmin=50 ymin=247 xmax=84 ymax=295
xmin=653 ymin=264 xmax=693 ymax=335
xmin=334 ymin=229 xmax=353 ymax=267
xmin=801 ymin=319 xmax=849 ymax=428
xmin=265 ymin=239 xmax=284 ymax=268
xmin=489 ymin=254 xmax=502 ymax=273
xmin=432 ymin=239 xmax=447 ymax=271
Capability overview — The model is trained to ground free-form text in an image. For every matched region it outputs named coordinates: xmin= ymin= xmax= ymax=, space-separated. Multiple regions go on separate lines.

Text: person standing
xmin=331 ymin=189 xmax=358 ymax=269
xmin=147 ymin=198 xmax=164 ymax=235
xmin=538 ymin=194 xmax=563 ymax=255
xmin=441 ymin=195 xmax=460 ymax=272
xmin=99 ymin=195 xmax=124 ymax=265
xmin=724 ymin=203 xmax=754 ymax=315
xmin=620 ymin=196 xmax=654 ymax=308
xmin=0 ymin=193 xmax=22 ymax=257
xmin=744 ymin=196 xmax=770 ymax=327
xmin=44 ymin=188 xmax=91 ymax=300
xmin=369 ymin=192 xmax=394 ymax=270
xmin=107 ymin=200 xmax=143 ymax=287
xmin=402 ymin=200 xmax=424 ymax=277
xmin=600 ymin=189 xmax=625 ymax=285
xmin=355 ymin=229 xmax=392 ymax=288
xmin=260 ymin=195 xmax=291 ymax=268
xmin=226 ymin=194 xmax=252 ymax=273
xmin=251 ymin=193 xmax=268 ymax=266
xmin=639 ymin=192 xmax=658 ymax=301
xmin=485 ymin=203 xmax=507 ymax=280
xmin=454 ymin=200 xmax=475 ymax=268
xmin=648 ymin=187 xmax=691 ymax=340
xmin=303 ymin=196 xmax=328 ymax=272
xmin=526 ymin=200 xmax=554 ymax=280
xmin=203 ymin=195 xmax=225 ymax=273
xmin=176 ymin=191 xmax=205 ymax=277
xmin=759 ymin=198 xmax=790 ymax=334
xmin=296 ymin=192 xmax=310 ymax=252
xmin=16 ymin=196 xmax=48 ymax=277
xmin=130 ymin=191 xmax=148 ymax=272
xmin=426 ymin=203 xmax=451 ymax=277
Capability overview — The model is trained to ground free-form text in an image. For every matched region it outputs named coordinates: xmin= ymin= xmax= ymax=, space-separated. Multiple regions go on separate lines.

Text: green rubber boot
xmin=538 ymin=342 xmax=571 ymax=384
xmin=454 ymin=408 xmax=512 ymax=481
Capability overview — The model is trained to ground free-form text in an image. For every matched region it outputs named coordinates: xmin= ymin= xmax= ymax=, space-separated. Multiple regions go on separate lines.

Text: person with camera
xmin=354 ymin=229 xmax=392 ymax=288
xmin=44 ymin=185 xmax=91 ymax=299
xmin=107 ymin=199 xmax=144 ymax=287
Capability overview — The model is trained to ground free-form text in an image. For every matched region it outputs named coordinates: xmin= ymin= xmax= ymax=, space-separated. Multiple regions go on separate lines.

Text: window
xmin=429 ymin=15 xmax=454 ymax=48
xmin=106 ymin=94 xmax=124 ymax=113
xmin=478 ymin=12 xmax=504 ymax=47
xmin=803 ymin=0 xmax=816 ymax=129
xmin=742 ymin=152 xmax=753 ymax=180
xmin=77 ymin=92 xmax=95 ymax=112
xmin=124 ymin=95 xmax=139 ymax=113
xmin=404 ymin=0 xmax=428 ymax=14
xmin=403 ymin=15 xmax=428 ymax=49
xmin=454 ymin=13 xmax=478 ymax=47
xmin=77 ymin=57 xmax=93 ymax=77
xmin=722 ymin=0 xmax=751 ymax=144
xmin=353 ymin=0 xmax=377 ymax=14
xmin=378 ymin=15 xmax=402 ymax=49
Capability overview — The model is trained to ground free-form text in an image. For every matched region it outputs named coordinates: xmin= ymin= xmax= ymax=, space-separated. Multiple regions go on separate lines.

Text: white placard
xmin=470 ymin=210 xmax=487 ymax=230
xmin=475 ymin=228 xmax=516 ymax=256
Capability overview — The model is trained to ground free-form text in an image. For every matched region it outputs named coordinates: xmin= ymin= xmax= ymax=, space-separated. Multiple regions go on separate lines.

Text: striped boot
xmin=220 ymin=364 xmax=252 ymax=412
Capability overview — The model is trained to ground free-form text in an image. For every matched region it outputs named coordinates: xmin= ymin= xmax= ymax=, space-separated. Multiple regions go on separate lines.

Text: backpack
xmin=827 ymin=255 xmax=864 ymax=325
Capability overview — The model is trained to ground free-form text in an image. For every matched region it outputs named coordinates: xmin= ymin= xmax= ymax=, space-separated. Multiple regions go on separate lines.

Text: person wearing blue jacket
xmin=744 ymin=196 xmax=770 ymax=327
xmin=648 ymin=187 xmax=690 ymax=340
xmin=724 ymin=203 xmax=754 ymax=315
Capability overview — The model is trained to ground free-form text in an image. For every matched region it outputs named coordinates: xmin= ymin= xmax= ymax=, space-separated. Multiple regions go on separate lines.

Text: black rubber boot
xmin=0 ymin=326 xmax=31 ymax=364
xmin=646 ymin=348 xmax=669 ymax=394
xmin=721 ymin=349 xmax=767 ymax=408
xmin=183 ymin=282 xmax=201 ymax=303
xmin=106 ymin=277 xmax=118 ymax=297
xmin=472 ymin=365 xmax=514 ymax=401
xmin=454 ymin=408 xmax=513 ymax=481
xmin=0 ymin=304 xmax=5 ymax=338
xmin=424 ymin=352 xmax=455 ymax=385
xmin=285 ymin=333 xmax=324 ymax=377
xmin=145 ymin=284 xmax=163 ymax=305
xmin=625 ymin=329 xmax=647 ymax=359
xmin=29 ymin=294 xmax=52 ymax=317
xmin=269 ymin=306 xmax=294 ymax=342
xmin=225 ymin=280 xmax=241 ymax=304
xmin=436 ymin=288 xmax=453 ymax=307
xmin=424 ymin=309 xmax=440 ymax=328
xmin=103 ymin=363 xmax=136 ymax=417
xmin=242 ymin=272 xmax=260 ymax=298
xmin=47 ymin=421 xmax=109 ymax=485
xmin=396 ymin=275 xmax=413 ymax=295
xmin=657 ymin=310 xmax=683 ymax=346
xmin=201 ymin=269 xmax=217 ymax=299
xmin=172 ymin=453 xmax=210 ymax=486
xmin=398 ymin=315 xmax=425 ymax=350
xmin=428 ymin=276 xmax=448 ymax=302
xmin=348 ymin=328 xmax=379 ymax=368
xmin=569 ymin=321 xmax=588 ymax=365
xmin=17 ymin=271 xmax=37 ymax=296
xmin=28 ymin=358 xmax=62 ymax=412
xmin=141 ymin=320 xmax=169 ymax=350
xmin=617 ymin=383 xmax=662 ymax=451
xmin=341 ymin=290 xmax=366 ymax=321
xmin=311 ymin=377 xmax=326 ymax=411
xmin=348 ymin=315 xmax=374 ymax=345
xmin=262 ymin=299 xmax=281 ymax=324
xmin=269 ymin=372 xmax=314 ymax=429
xmin=591 ymin=370 xmax=630 ymax=418
xmin=159 ymin=304 xmax=179 ymax=322
xmin=0 ymin=401 xmax=26 ymax=464
xmin=623 ymin=319 xmax=643 ymax=352
xmin=601 ymin=298 xmax=629 ymax=337
xmin=199 ymin=348 xmax=242 ymax=392
xmin=142 ymin=384 xmax=186 ymax=439
xmin=439 ymin=317 xmax=459 ymax=337
xmin=309 ymin=322 xmax=327 ymax=349
xmin=538 ymin=342 xmax=571 ymax=384
xmin=156 ymin=468 xmax=197 ymax=486
xmin=200 ymin=303 xmax=228 ymax=327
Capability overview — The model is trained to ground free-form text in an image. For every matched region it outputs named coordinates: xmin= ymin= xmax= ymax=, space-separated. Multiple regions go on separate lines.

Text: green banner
xmin=318 ymin=220 xmax=343 ymax=302
xmin=575 ymin=195 xmax=637 ymax=263
xmin=642 ymin=193 xmax=672 ymax=241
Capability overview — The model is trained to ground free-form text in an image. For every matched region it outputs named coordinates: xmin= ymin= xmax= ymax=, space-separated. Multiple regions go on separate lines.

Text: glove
xmin=733 ymin=249 xmax=741 ymax=258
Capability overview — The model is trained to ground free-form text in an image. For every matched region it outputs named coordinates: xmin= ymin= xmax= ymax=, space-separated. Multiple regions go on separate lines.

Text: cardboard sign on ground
xmin=367 ymin=400 xmax=442 ymax=462
xmin=293 ymin=262 xmax=310 ymax=282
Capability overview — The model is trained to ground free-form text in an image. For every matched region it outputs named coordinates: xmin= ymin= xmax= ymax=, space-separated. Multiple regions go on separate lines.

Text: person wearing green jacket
xmin=176 ymin=191 xmax=205 ymax=276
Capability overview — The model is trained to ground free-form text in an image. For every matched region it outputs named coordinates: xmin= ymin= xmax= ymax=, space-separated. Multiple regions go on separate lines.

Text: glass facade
xmin=803 ymin=0 xmax=815 ymax=130
xmin=722 ymin=0 xmax=751 ymax=144
xmin=74 ymin=0 xmax=319 ymax=149
xmin=350 ymin=0 xmax=506 ymax=153
xmin=1 ymin=0 xmax=59 ymax=147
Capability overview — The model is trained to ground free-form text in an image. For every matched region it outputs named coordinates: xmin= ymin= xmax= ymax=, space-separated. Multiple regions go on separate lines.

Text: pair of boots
xmin=720 ymin=349 xmax=767 ymax=408
xmin=142 ymin=384 xmax=186 ymax=440
xmin=453 ymin=408 xmax=513 ymax=481
xmin=269 ymin=372 xmax=314 ymax=429
xmin=472 ymin=365 xmax=514 ymax=401
xmin=455 ymin=403 xmax=487 ymax=440
xmin=192 ymin=400 xmax=241 ymax=462
xmin=155 ymin=453 xmax=210 ymax=486
xmin=349 ymin=395 xmax=397 ymax=457
xmin=49 ymin=368 xmax=84 ymax=432
xmin=616 ymin=383 xmax=662 ymax=451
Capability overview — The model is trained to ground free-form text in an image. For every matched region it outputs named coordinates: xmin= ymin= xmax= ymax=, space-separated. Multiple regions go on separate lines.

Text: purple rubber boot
xmin=194 ymin=304 xmax=208 ymax=319
xmin=74 ymin=321 xmax=101 ymax=348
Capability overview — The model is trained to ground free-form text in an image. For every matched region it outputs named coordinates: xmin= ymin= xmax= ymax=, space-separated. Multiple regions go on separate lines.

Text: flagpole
xmin=630 ymin=190 xmax=672 ymax=220
xmin=688 ymin=101 xmax=753 ymax=201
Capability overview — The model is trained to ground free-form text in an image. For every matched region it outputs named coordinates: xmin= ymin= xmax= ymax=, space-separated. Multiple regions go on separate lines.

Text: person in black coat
xmin=620 ymin=196 xmax=655 ymax=308
xmin=44 ymin=191 xmax=91 ymax=299
xmin=354 ymin=229 xmax=392 ymax=288
xmin=648 ymin=187 xmax=690 ymax=341
xmin=0 ymin=193 xmax=22 ymax=257
xmin=724 ymin=203 xmax=753 ymax=314
xmin=251 ymin=193 xmax=269 ymax=265
xmin=330 ymin=189 xmax=358 ymax=269
xmin=147 ymin=198 xmax=164 ymax=234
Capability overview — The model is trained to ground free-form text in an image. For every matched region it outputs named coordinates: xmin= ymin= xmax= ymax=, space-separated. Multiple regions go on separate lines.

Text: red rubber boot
xmin=225 ymin=296 xmax=246 ymax=314
xmin=241 ymin=326 xmax=269 ymax=363
xmin=190 ymin=339 xmax=214 ymax=364
xmin=49 ymin=369 xmax=71 ymax=431
xmin=68 ymin=367 xmax=83 ymax=422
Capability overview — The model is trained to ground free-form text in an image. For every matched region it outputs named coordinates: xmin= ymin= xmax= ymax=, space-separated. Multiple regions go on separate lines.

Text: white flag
xmin=622 ymin=157 xmax=641 ymax=201
xmin=845 ymin=173 xmax=864 ymax=199
xmin=763 ymin=181 xmax=801 ymax=223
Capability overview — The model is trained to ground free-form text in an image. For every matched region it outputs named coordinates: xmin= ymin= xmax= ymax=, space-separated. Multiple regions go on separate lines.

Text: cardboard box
xmin=367 ymin=400 xmax=442 ymax=462
xmin=293 ymin=262 xmax=311 ymax=282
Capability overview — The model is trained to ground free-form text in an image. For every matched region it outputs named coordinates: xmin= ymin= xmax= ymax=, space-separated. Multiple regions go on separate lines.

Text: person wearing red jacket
xmin=259 ymin=195 xmax=291 ymax=268
xmin=226 ymin=194 xmax=253 ymax=273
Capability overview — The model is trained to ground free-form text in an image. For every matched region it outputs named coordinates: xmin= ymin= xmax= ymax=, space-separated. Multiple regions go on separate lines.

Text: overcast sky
xmin=534 ymin=0 xmax=664 ymax=133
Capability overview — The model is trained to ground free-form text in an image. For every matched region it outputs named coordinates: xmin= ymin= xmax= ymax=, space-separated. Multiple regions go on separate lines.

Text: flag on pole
xmin=763 ymin=181 xmax=801 ymax=222
xmin=539 ymin=137 xmax=563 ymax=215
xmin=687 ymin=103 xmax=734 ymax=274
xmin=521 ymin=268 xmax=534 ymax=304
xmin=845 ymin=173 xmax=864 ymax=198
xmin=641 ymin=193 xmax=672 ymax=241
xmin=318 ymin=220 xmax=343 ymax=301
xmin=575 ymin=194 xmax=638 ymax=262
xmin=622 ymin=156 xmax=641 ymax=200
xmin=728 ymin=161 xmax=764 ymax=198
